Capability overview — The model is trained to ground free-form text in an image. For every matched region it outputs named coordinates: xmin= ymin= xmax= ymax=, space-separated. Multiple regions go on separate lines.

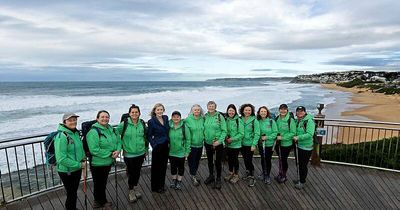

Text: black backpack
xmin=302 ymin=119 xmax=318 ymax=144
xmin=120 ymin=113 xmax=149 ymax=148
xmin=81 ymin=120 xmax=102 ymax=161
xmin=44 ymin=131 xmax=71 ymax=166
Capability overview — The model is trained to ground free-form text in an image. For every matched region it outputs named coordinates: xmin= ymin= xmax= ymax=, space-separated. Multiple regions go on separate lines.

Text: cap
xmin=279 ymin=104 xmax=288 ymax=110
xmin=171 ymin=111 xmax=181 ymax=117
xmin=296 ymin=106 xmax=306 ymax=112
xmin=62 ymin=112 xmax=79 ymax=122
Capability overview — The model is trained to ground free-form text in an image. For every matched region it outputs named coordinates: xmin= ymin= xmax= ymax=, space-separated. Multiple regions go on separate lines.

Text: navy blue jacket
xmin=147 ymin=115 xmax=170 ymax=149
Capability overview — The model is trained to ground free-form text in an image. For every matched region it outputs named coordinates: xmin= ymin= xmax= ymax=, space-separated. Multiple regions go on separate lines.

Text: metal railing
xmin=0 ymin=118 xmax=399 ymax=205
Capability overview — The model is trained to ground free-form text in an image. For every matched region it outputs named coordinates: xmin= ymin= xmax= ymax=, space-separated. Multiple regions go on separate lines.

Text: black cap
xmin=296 ymin=106 xmax=306 ymax=112
xmin=171 ymin=111 xmax=181 ymax=117
xmin=279 ymin=104 xmax=288 ymax=110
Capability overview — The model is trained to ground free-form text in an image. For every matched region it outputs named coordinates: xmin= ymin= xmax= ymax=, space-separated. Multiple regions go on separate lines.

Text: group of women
xmin=53 ymin=102 xmax=315 ymax=210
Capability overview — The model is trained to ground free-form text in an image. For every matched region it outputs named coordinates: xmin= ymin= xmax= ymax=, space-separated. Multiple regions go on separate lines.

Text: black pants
xmin=90 ymin=165 xmax=111 ymax=205
xmin=258 ymin=144 xmax=273 ymax=176
xmin=296 ymin=147 xmax=312 ymax=183
xmin=188 ymin=147 xmax=203 ymax=176
xmin=241 ymin=146 xmax=254 ymax=176
xmin=169 ymin=156 xmax=185 ymax=176
xmin=124 ymin=155 xmax=145 ymax=190
xmin=227 ymin=148 xmax=240 ymax=174
xmin=151 ymin=142 xmax=169 ymax=191
xmin=275 ymin=144 xmax=292 ymax=176
xmin=58 ymin=169 xmax=82 ymax=210
xmin=205 ymin=143 xmax=223 ymax=178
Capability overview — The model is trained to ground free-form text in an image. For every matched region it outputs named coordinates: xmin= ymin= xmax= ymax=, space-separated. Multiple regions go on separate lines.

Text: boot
xmin=224 ymin=173 xmax=233 ymax=182
xmin=264 ymin=175 xmax=271 ymax=185
xmin=191 ymin=175 xmax=200 ymax=186
xmin=175 ymin=180 xmax=182 ymax=190
xmin=214 ymin=178 xmax=222 ymax=190
xmin=204 ymin=175 xmax=215 ymax=185
xmin=248 ymin=176 xmax=256 ymax=187
xmin=295 ymin=182 xmax=305 ymax=190
xmin=129 ymin=189 xmax=137 ymax=203
xmin=170 ymin=179 xmax=177 ymax=188
xmin=242 ymin=170 xmax=250 ymax=180
xmin=134 ymin=185 xmax=142 ymax=199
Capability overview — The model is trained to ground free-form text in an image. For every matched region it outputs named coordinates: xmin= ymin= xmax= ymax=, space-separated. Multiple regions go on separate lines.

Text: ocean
xmin=0 ymin=80 xmax=341 ymax=172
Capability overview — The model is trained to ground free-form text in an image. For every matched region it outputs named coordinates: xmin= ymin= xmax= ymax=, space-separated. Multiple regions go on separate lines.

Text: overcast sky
xmin=0 ymin=0 xmax=399 ymax=81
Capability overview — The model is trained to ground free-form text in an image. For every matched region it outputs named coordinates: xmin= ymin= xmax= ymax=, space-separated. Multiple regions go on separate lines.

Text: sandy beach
xmin=321 ymin=84 xmax=400 ymax=144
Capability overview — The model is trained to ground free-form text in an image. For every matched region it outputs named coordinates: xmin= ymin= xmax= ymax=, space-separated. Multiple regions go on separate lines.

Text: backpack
xmin=44 ymin=131 xmax=71 ymax=166
xmin=181 ymin=122 xmax=186 ymax=146
xmin=301 ymin=119 xmax=318 ymax=144
xmin=120 ymin=114 xmax=149 ymax=148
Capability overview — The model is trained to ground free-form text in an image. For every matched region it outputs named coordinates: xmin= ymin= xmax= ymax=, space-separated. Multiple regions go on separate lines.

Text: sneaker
xmin=129 ymin=189 xmax=137 ymax=203
xmin=264 ymin=175 xmax=271 ymax=185
xmin=242 ymin=171 xmax=250 ymax=180
xmin=257 ymin=173 xmax=265 ymax=180
xmin=191 ymin=175 xmax=200 ymax=186
xmin=278 ymin=176 xmax=287 ymax=183
xmin=134 ymin=186 xmax=142 ymax=199
xmin=248 ymin=176 xmax=256 ymax=187
xmin=224 ymin=173 xmax=233 ymax=182
xmin=175 ymin=180 xmax=182 ymax=190
xmin=170 ymin=179 xmax=177 ymax=188
xmin=230 ymin=174 xmax=240 ymax=184
xmin=204 ymin=175 xmax=215 ymax=185
xmin=214 ymin=178 xmax=222 ymax=190
xmin=295 ymin=182 xmax=304 ymax=190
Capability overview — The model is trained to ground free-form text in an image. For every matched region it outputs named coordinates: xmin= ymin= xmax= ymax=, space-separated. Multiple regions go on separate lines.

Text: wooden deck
xmin=2 ymin=158 xmax=400 ymax=210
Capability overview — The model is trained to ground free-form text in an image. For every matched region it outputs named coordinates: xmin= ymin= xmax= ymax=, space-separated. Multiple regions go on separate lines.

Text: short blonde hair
xmin=150 ymin=103 xmax=165 ymax=117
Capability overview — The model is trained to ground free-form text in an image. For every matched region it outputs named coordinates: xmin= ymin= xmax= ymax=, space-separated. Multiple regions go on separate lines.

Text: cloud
xmin=250 ymin=69 xmax=274 ymax=72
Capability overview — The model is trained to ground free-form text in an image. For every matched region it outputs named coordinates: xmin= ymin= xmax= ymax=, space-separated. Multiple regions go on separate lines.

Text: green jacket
xmin=116 ymin=117 xmax=148 ymax=158
xmin=185 ymin=114 xmax=205 ymax=148
xmin=242 ymin=116 xmax=260 ymax=147
xmin=86 ymin=122 xmax=122 ymax=166
xmin=169 ymin=120 xmax=190 ymax=158
xmin=276 ymin=113 xmax=296 ymax=147
xmin=226 ymin=115 xmax=244 ymax=149
xmin=258 ymin=117 xmax=278 ymax=147
xmin=204 ymin=111 xmax=227 ymax=145
xmin=295 ymin=114 xmax=315 ymax=151
xmin=54 ymin=124 xmax=85 ymax=173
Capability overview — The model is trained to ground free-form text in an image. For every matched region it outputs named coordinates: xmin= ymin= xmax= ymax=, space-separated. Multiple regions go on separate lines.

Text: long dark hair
xmin=226 ymin=104 xmax=238 ymax=118
xmin=129 ymin=104 xmax=141 ymax=114
xmin=256 ymin=106 xmax=271 ymax=120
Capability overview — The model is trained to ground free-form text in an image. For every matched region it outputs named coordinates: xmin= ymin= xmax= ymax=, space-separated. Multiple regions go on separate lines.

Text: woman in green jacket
xmin=87 ymin=110 xmax=122 ymax=208
xmin=204 ymin=101 xmax=227 ymax=190
xmin=116 ymin=104 xmax=147 ymax=202
xmin=168 ymin=111 xmax=190 ymax=190
xmin=274 ymin=104 xmax=296 ymax=183
xmin=224 ymin=104 xmax=244 ymax=184
xmin=185 ymin=104 xmax=205 ymax=186
xmin=240 ymin=103 xmax=260 ymax=187
xmin=257 ymin=106 xmax=278 ymax=185
xmin=54 ymin=113 xmax=85 ymax=210
xmin=293 ymin=106 xmax=315 ymax=190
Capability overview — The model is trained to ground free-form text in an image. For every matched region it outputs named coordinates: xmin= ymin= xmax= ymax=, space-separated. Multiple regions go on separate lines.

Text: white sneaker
xmin=129 ymin=189 xmax=137 ymax=202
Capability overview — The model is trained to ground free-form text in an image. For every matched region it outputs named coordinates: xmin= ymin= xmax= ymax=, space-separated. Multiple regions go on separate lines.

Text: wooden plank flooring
xmin=2 ymin=158 xmax=399 ymax=210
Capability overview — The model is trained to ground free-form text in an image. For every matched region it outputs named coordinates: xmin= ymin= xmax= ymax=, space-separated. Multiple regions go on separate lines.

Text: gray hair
xmin=189 ymin=104 xmax=204 ymax=117
xmin=207 ymin=101 xmax=217 ymax=108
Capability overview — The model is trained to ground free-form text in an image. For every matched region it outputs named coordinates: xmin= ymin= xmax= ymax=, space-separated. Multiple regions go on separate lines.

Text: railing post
xmin=0 ymin=169 xmax=4 ymax=206
xmin=312 ymin=104 xmax=325 ymax=166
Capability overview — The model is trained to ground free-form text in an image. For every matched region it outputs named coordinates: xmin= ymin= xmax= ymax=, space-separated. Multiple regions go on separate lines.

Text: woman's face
xmin=129 ymin=108 xmax=140 ymax=121
xmin=279 ymin=108 xmax=288 ymax=116
xmin=64 ymin=117 xmax=77 ymax=130
xmin=259 ymin=108 xmax=268 ymax=119
xmin=227 ymin=108 xmax=236 ymax=118
xmin=97 ymin=112 xmax=110 ymax=126
xmin=296 ymin=110 xmax=306 ymax=119
xmin=192 ymin=107 xmax=201 ymax=117
xmin=207 ymin=103 xmax=216 ymax=113
xmin=155 ymin=106 xmax=164 ymax=117
xmin=172 ymin=114 xmax=181 ymax=124
xmin=243 ymin=107 xmax=252 ymax=117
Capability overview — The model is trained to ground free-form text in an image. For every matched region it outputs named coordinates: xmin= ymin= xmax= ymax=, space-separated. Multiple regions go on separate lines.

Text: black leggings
xmin=275 ymin=144 xmax=292 ymax=176
xmin=169 ymin=156 xmax=185 ymax=176
xmin=258 ymin=144 xmax=273 ymax=176
xmin=151 ymin=142 xmax=169 ymax=191
xmin=90 ymin=165 xmax=111 ymax=205
xmin=205 ymin=143 xmax=223 ymax=178
xmin=296 ymin=147 xmax=312 ymax=183
xmin=227 ymin=148 xmax=240 ymax=174
xmin=188 ymin=147 xmax=203 ymax=176
xmin=58 ymin=169 xmax=82 ymax=210
xmin=124 ymin=155 xmax=145 ymax=190
xmin=241 ymin=146 xmax=254 ymax=176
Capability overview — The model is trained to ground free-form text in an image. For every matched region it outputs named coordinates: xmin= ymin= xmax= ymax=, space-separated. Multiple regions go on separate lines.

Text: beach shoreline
xmin=321 ymin=84 xmax=400 ymax=123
